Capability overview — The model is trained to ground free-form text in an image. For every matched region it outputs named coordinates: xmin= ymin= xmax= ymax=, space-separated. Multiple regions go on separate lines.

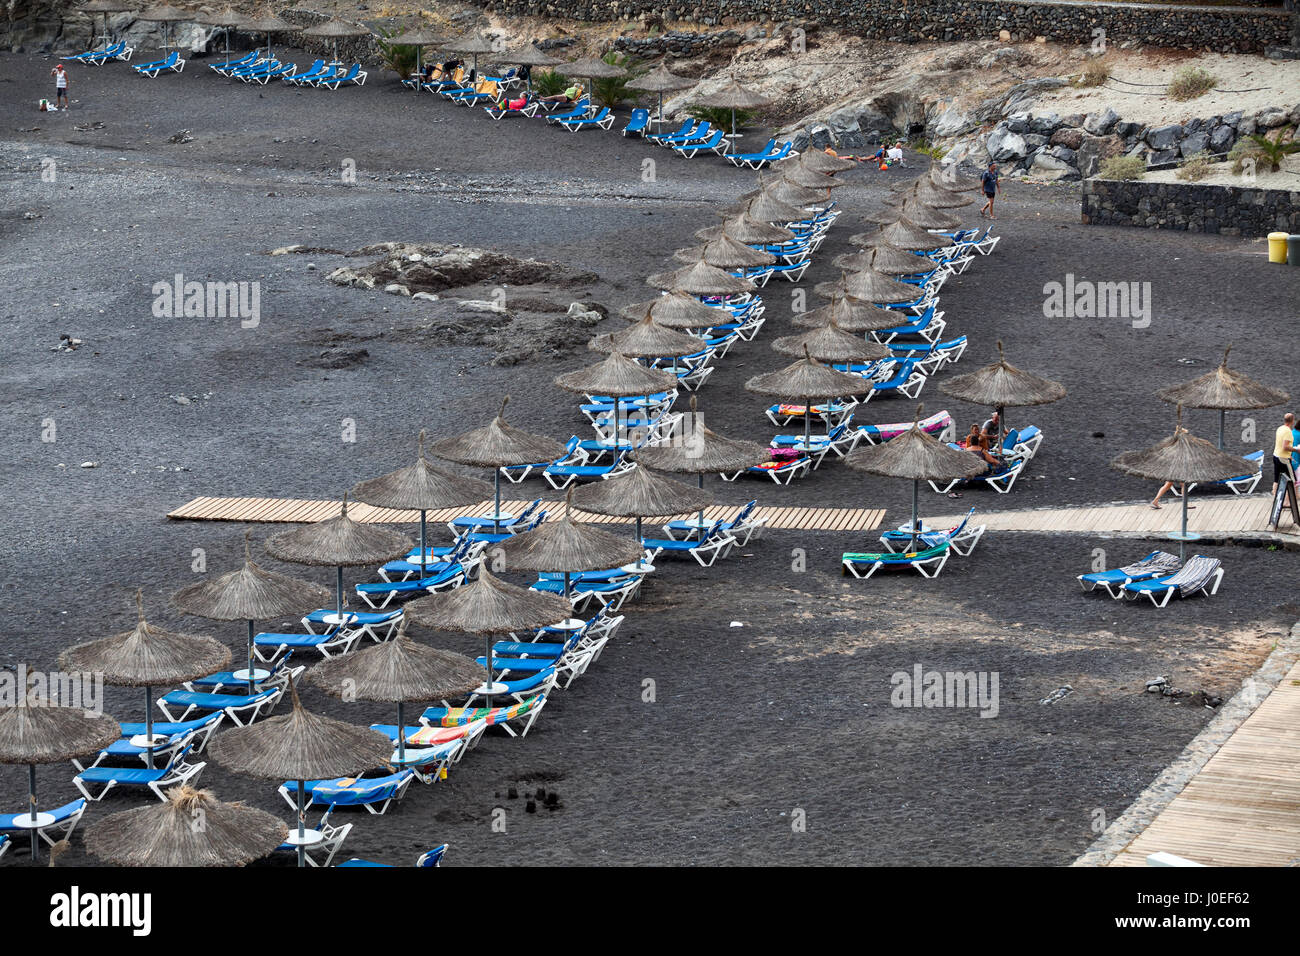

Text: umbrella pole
xmin=1218 ymin=409 xmax=1226 ymax=450
xmin=415 ymin=50 xmax=421 ymax=93
xmin=296 ymin=780 xmax=306 ymax=868
xmin=804 ymin=396 xmax=813 ymax=455
xmin=494 ymin=471 xmax=503 ymax=534
xmin=911 ymin=478 xmax=920 ymax=550
xmin=246 ymin=619 xmax=255 ymax=693
xmin=335 ymin=566 xmax=344 ymax=619
xmin=698 ymin=473 xmax=706 ymax=541
xmin=419 ymin=510 xmax=428 ymax=567
xmin=145 ymin=686 xmax=155 ymax=769
xmin=28 ymin=765 xmax=37 ymax=860
xmin=396 ymin=701 xmax=406 ymax=765
xmin=484 ymin=633 xmax=494 ymax=709
xmin=1180 ymin=483 xmax=1189 ymax=563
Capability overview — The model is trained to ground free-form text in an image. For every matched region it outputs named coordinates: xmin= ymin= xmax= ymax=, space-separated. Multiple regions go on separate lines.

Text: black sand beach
xmin=2 ymin=47 xmax=1298 ymax=866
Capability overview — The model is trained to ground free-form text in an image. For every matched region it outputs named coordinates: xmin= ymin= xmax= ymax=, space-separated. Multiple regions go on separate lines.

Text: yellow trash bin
xmin=1269 ymin=232 xmax=1289 ymax=263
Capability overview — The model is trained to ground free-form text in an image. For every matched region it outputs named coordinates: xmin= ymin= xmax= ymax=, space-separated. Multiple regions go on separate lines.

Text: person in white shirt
xmin=51 ymin=62 xmax=70 ymax=110
xmin=886 ymin=141 xmax=904 ymax=165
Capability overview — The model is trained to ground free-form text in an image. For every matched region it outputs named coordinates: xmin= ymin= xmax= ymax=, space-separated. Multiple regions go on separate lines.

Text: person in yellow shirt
xmin=1272 ymin=412 xmax=1296 ymax=497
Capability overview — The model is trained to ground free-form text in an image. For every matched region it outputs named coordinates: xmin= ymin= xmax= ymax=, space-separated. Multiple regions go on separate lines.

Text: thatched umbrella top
xmin=846 ymin=405 xmax=987 ymax=481
xmin=867 ymin=198 xmax=961 ymax=231
xmin=199 ymin=7 xmax=242 ymax=28
xmin=740 ymin=176 xmax=827 ymax=208
xmin=61 ymin=589 xmax=230 ymax=687
xmin=239 ymin=13 xmax=294 ymax=32
xmin=931 ymin=162 xmax=983 ymax=192
xmin=405 ymin=567 xmax=575 ymax=634
xmin=853 ymin=217 xmax=954 ymax=251
xmin=302 ymin=18 xmax=372 ymax=38
xmin=628 ymin=60 xmax=695 ymax=93
xmin=620 ymin=292 xmax=722 ymax=329
xmin=571 ymin=462 xmax=713 ymax=518
xmin=832 ymin=244 xmax=934 ymax=276
xmin=0 ymin=703 xmax=120 ymax=766
xmin=741 ymin=191 xmax=808 ymax=223
xmin=692 ymin=77 xmax=772 ymax=110
xmin=695 ymin=213 xmax=794 ymax=245
xmin=1155 ymin=345 xmax=1289 ymax=411
xmin=588 ymin=314 xmax=706 ymax=359
xmin=745 ymin=347 xmax=875 ymax=401
xmin=797 ymin=149 xmax=858 ymax=174
xmin=307 ymin=624 xmax=483 ymax=703
xmin=780 ymin=165 xmax=847 ymax=190
xmin=487 ymin=491 xmax=645 ymax=575
xmin=427 ymin=400 xmax=566 ymax=469
xmin=646 ymin=257 xmax=755 ymax=296
xmin=265 ymin=497 xmax=412 ymax=569
xmin=793 ymin=294 xmax=905 ymax=333
xmin=1111 ymin=409 xmax=1250 ymax=484
xmin=208 ymin=682 xmax=392 ymax=781
xmin=565 ymin=55 xmax=625 ymax=79
xmin=634 ymin=398 xmax=768 ymax=474
xmin=772 ymin=322 xmax=891 ymax=363
xmin=81 ymin=0 xmax=137 ymax=12
xmin=388 ymin=27 xmax=445 ymax=46
xmin=939 ymin=341 xmax=1067 ymax=409
xmin=672 ymin=233 xmax=776 ymax=269
xmin=172 ymin=533 xmax=331 ymax=622
xmin=352 ymin=431 xmax=493 ymax=507
xmin=501 ymin=43 xmax=562 ymax=66
xmin=444 ymin=32 xmax=497 ymax=54
xmin=554 ymin=350 xmax=677 ymax=398
xmin=813 ymin=268 xmax=920 ymax=305
xmin=137 ymin=4 xmax=188 ymax=21
xmin=886 ymin=176 xmax=974 ymax=209
xmin=85 ymin=786 xmax=287 ymax=868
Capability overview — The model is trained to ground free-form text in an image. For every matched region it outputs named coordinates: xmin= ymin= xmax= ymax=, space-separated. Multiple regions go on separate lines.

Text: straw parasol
xmin=302 ymin=17 xmax=373 ymax=65
xmin=86 ymin=786 xmax=287 ymax=867
xmin=741 ymin=190 xmax=811 ymax=224
xmin=208 ymin=682 xmax=392 ymax=866
xmin=82 ymin=0 xmax=137 ymax=44
xmin=746 ymin=345 xmax=876 ymax=453
xmin=404 ymin=567 xmax=574 ymax=708
xmin=239 ymin=11 xmax=296 ymax=60
xmin=646 ymin=257 xmax=755 ymax=297
xmin=739 ymin=176 xmax=828 ymax=209
xmin=426 ymin=399 xmax=564 ymax=533
xmin=781 ymin=164 xmax=848 ymax=191
xmin=1111 ymin=408 xmax=1249 ymax=560
xmin=265 ymin=496 xmax=413 ymax=620
xmin=832 ymin=243 xmax=935 ymax=276
xmin=1155 ymin=345 xmax=1289 ymax=448
xmin=773 ymin=320 xmax=891 ymax=364
xmin=672 ymin=233 xmax=777 ymax=269
xmin=886 ymin=176 xmax=975 ymax=209
xmin=695 ymin=213 xmax=795 ymax=245
xmin=798 ymin=149 xmax=858 ymax=174
xmin=352 ymin=431 xmax=493 ymax=563
xmin=564 ymin=53 xmax=626 ymax=95
xmin=500 ymin=43 xmax=563 ymax=92
xmin=555 ymin=351 xmax=676 ymax=453
xmin=636 ymin=397 xmax=767 ymax=534
xmin=588 ymin=313 xmax=707 ymax=360
xmin=388 ymin=27 xmax=446 ymax=89
xmin=628 ymin=59 xmax=695 ymax=132
xmin=173 ymin=533 xmax=330 ymax=692
xmin=307 ymin=622 xmax=483 ymax=766
xmin=867 ymin=198 xmax=961 ymax=231
xmin=793 ymin=294 xmax=906 ymax=333
xmin=846 ymin=404 xmax=987 ymax=547
xmin=692 ymin=77 xmax=771 ymax=137
xmin=853 ymin=216 xmax=954 ymax=251
xmin=813 ymin=268 xmax=920 ymax=305
xmin=939 ymin=340 xmax=1067 ymax=449
xmin=572 ymin=461 xmax=713 ymax=550
xmin=0 ymin=700 xmax=119 ymax=860
xmin=620 ymin=291 xmax=724 ymax=329
xmin=199 ymin=7 xmax=243 ymax=59
xmin=137 ymin=3 xmax=188 ymax=50
xmin=61 ymin=589 xmax=229 ymax=768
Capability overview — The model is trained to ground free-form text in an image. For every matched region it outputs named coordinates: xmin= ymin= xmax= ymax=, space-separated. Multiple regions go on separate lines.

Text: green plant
xmin=376 ymin=28 xmax=418 ymax=79
xmin=531 ymin=68 xmax=569 ymax=97
xmin=1167 ymin=65 xmax=1217 ymax=101
xmin=1175 ymin=151 xmax=1213 ymax=181
xmin=687 ymin=105 xmax=757 ymax=135
xmin=909 ymin=137 xmax=947 ymax=160
xmin=1234 ymin=129 xmax=1300 ymax=173
xmin=1099 ymin=155 xmax=1146 ymax=180
xmin=1071 ymin=57 xmax=1111 ymax=88
xmin=590 ymin=51 xmax=640 ymax=109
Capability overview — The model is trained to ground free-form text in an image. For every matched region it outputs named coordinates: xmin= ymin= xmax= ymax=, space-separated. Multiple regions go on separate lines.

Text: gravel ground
xmin=2 ymin=48 xmax=1298 ymax=866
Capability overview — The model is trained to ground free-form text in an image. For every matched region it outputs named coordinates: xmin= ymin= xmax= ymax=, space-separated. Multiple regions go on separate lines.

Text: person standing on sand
xmin=979 ymin=162 xmax=1000 ymax=218
xmin=51 ymin=62 xmax=70 ymax=110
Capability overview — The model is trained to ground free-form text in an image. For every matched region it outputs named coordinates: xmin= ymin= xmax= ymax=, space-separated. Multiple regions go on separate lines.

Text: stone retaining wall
xmin=470 ymin=0 xmax=1293 ymax=54
xmin=1081 ymin=178 xmax=1300 ymax=236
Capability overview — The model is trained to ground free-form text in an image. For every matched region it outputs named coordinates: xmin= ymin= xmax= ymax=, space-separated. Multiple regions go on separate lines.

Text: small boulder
xmin=1083 ymin=106 xmax=1120 ymax=135
xmin=1028 ymin=112 xmax=1061 ymax=134
xmin=1180 ymin=131 xmax=1209 ymax=156
xmin=1145 ymin=124 xmax=1183 ymax=150
xmin=986 ymin=125 xmax=1027 ymax=162
xmin=1050 ymin=127 xmax=1083 ymax=150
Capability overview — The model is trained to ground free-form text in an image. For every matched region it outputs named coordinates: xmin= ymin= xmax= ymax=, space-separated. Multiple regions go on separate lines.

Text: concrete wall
xmin=1082 ymin=178 xmax=1300 ymax=236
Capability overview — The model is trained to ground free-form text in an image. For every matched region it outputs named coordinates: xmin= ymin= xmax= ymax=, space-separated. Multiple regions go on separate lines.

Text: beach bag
xmin=39 ymin=98 xmax=49 ymax=111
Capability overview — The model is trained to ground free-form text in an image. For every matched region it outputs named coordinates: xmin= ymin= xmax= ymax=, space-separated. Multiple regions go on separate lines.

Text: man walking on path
xmin=979 ymin=162 xmax=1000 ymax=219
xmin=51 ymin=62 xmax=70 ymax=110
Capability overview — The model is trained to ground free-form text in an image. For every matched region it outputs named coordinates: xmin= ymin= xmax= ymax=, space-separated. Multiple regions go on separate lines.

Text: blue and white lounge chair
xmin=872 ymin=304 xmax=946 ymax=345
xmin=641 ymin=523 xmax=736 ymax=567
xmin=655 ymin=120 xmax=706 ymax=147
xmin=545 ymin=99 xmax=592 ymax=125
xmin=727 ymin=139 xmax=794 ymax=169
xmin=275 ymin=821 xmax=352 ymax=867
xmin=0 ymin=798 xmax=87 ymax=847
xmin=210 ymin=50 xmax=258 ymax=72
xmin=74 ymin=745 xmax=205 ymax=802
xmin=133 ymin=50 xmax=184 ymax=77
xmin=302 ymin=608 xmax=402 ymax=643
xmin=285 ymin=59 xmax=327 ymax=85
xmin=120 ymin=713 xmax=224 ymax=753
xmin=646 ymin=118 xmax=695 ymax=144
xmin=1078 ymin=550 xmax=1181 ymax=599
xmin=880 ymin=508 xmax=986 ymax=556
xmin=355 ymin=564 xmax=467 ymax=609
xmin=155 ymin=686 xmax=283 ymax=725
xmin=252 ymin=626 xmax=361 ymax=661
xmin=557 ymin=106 xmax=615 ymax=132
xmin=674 ymin=128 xmax=728 ymax=158
xmin=420 ymin=692 xmax=549 ymax=738
xmin=320 ymin=63 xmax=366 ymax=90
xmin=1173 ymin=451 xmax=1264 ymax=497
xmin=74 ymin=41 xmax=130 ymax=65
xmin=622 ymin=108 xmax=650 ymax=136
xmin=842 ymin=543 xmax=950 ymax=579
xmin=449 ymin=499 xmax=541 ymax=535
xmin=485 ymin=98 xmax=541 ymax=120
xmin=1122 ymin=555 xmax=1224 ymax=607
xmin=338 ymin=844 xmax=448 ymax=867
xmin=930 ymin=454 xmax=1025 ymax=494
xmin=281 ymin=770 xmax=415 ymax=820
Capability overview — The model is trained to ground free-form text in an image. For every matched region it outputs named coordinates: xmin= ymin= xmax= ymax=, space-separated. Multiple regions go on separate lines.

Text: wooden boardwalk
xmin=166 ymin=496 xmax=886 ymax=533
xmin=1108 ymin=659 xmax=1300 ymax=867
xmin=929 ymin=494 xmax=1299 ymax=540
